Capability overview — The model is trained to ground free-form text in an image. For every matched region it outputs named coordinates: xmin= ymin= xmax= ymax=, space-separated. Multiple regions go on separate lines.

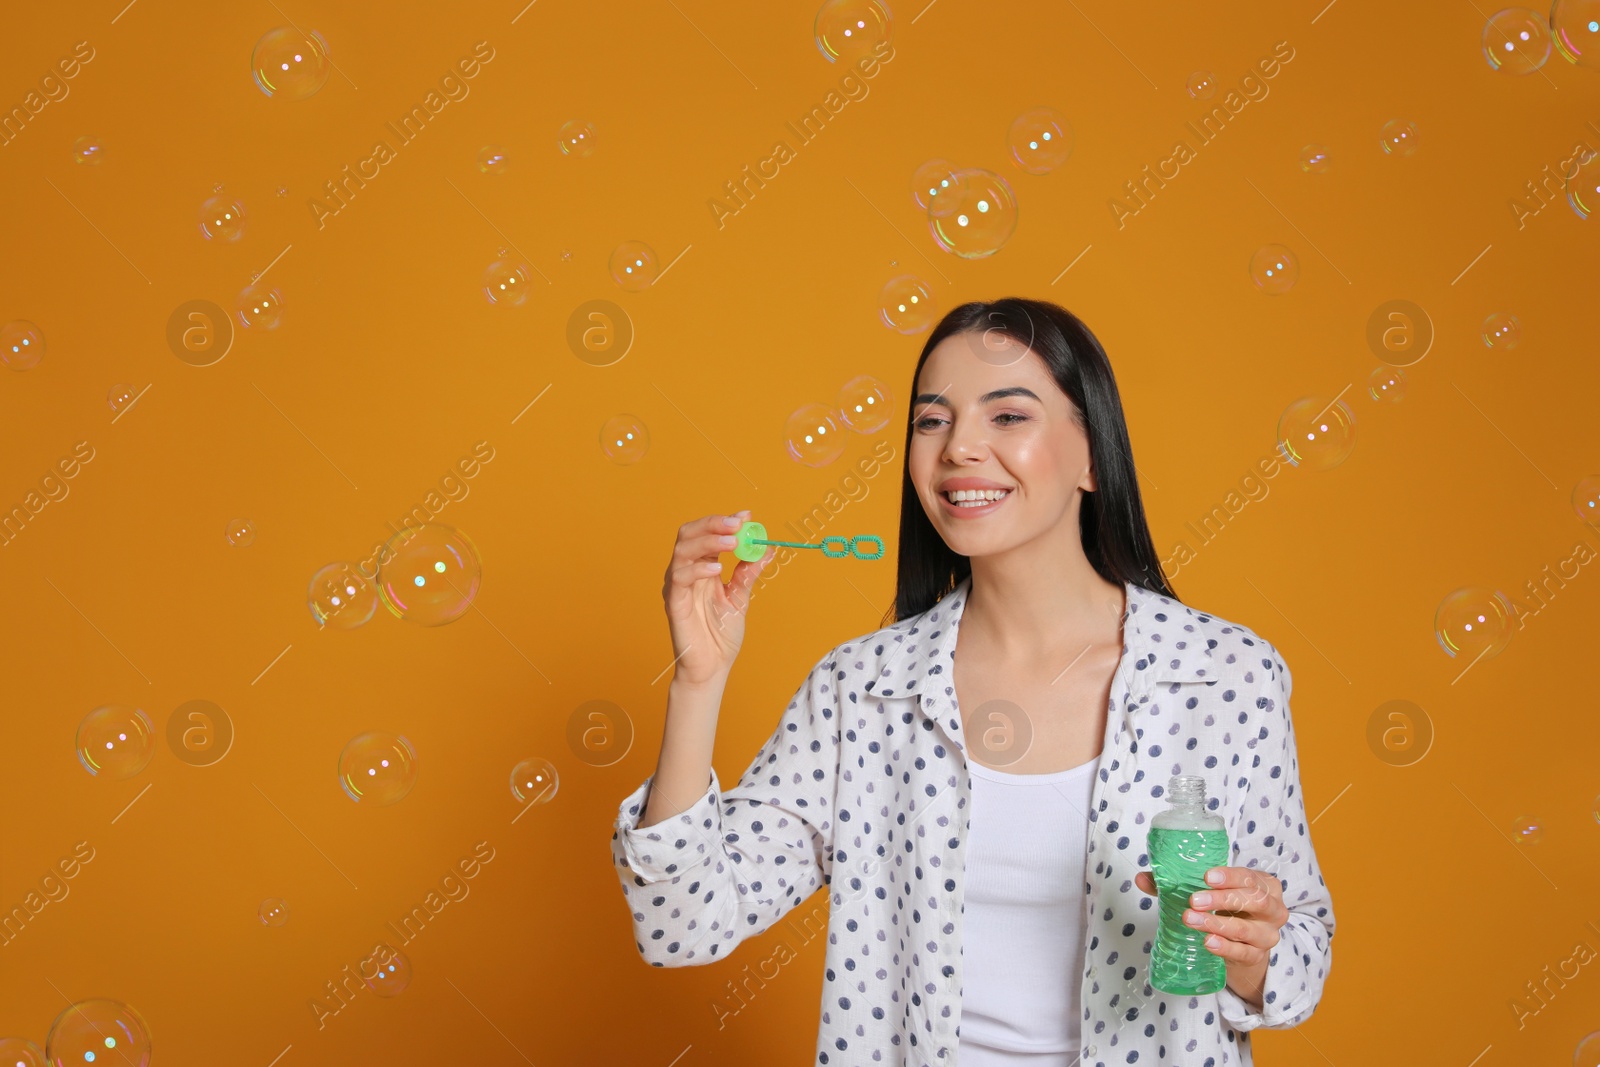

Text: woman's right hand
xmin=662 ymin=510 xmax=774 ymax=689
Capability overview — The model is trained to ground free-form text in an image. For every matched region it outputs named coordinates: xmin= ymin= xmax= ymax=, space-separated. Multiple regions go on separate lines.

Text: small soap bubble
xmin=1568 ymin=150 xmax=1600 ymax=218
xmin=339 ymin=732 xmax=418 ymax=805
xmin=1481 ymin=311 xmax=1521 ymax=349
xmin=511 ymin=756 xmax=559 ymax=804
xmin=1553 ymin=0 xmax=1600 ymax=67
xmin=1275 ymin=395 xmax=1356 ymax=471
xmin=259 ymin=898 xmax=289 ymax=926
xmin=1380 ymin=119 xmax=1418 ymax=156
xmin=1578 ymin=1031 xmax=1600 ymax=1067
xmin=363 ymin=947 xmax=413 ymax=996
xmin=1434 ymin=587 xmax=1515 ymax=660
xmin=557 ymin=119 xmax=596 ymax=157
xmin=1300 ymin=145 xmax=1329 ymax=173
xmin=929 ymin=169 xmax=1019 ymax=259
xmin=1185 ymin=70 xmax=1216 ymax=100
xmin=1573 ymin=476 xmax=1600 ymax=524
xmin=1512 ymin=815 xmax=1542 ymax=844
xmin=1366 ymin=365 xmax=1406 ymax=403
xmin=477 ymin=144 xmax=508 ymax=174
xmin=76 ymin=706 xmax=156 ymax=779
xmin=911 ymin=159 xmax=967 ymax=218
xmin=785 ymin=402 xmax=846 ymax=467
xmin=235 ymin=284 xmax=282 ymax=330
xmin=45 ymin=1000 xmax=151 ymax=1067
xmin=377 ymin=524 xmax=482 ymax=626
xmin=609 ymin=241 xmax=659 ymax=290
xmin=1007 ymin=108 xmax=1073 ymax=175
xmin=226 ymin=518 xmax=256 ymax=546
xmin=814 ymin=0 xmax=893 ymax=62
xmin=838 ymin=375 xmax=893 ymax=434
xmin=0 ymin=1037 xmax=44 ymax=1067
xmin=198 ymin=195 xmax=246 ymax=241
xmin=560 ymin=249 xmax=573 ymax=262
xmin=1249 ymin=244 xmax=1299 ymax=294
xmin=483 ymin=257 xmax=531 ymax=307
xmin=252 ymin=26 xmax=332 ymax=100
xmin=276 ymin=185 xmax=288 ymax=197
xmin=1 ymin=321 xmax=43 ymax=371
xmin=1483 ymin=8 xmax=1552 ymax=74
xmin=307 ymin=562 xmax=378 ymax=629
xmin=878 ymin=275 xmax=934 ymax=334
xmin=599 ymin=414 xmax=650 ymax=464
xmin=107 ymin=384 xmax=136 ymax=412
xmin=72 ymin=136 xmax=104 ymax=165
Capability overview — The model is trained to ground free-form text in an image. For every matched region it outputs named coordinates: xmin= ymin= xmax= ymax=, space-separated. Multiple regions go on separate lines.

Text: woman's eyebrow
xmin=913 ymin=386 xmax=1042 ymax=406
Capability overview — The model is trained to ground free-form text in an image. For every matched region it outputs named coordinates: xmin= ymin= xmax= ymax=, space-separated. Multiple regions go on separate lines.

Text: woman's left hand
xmin=1134 ymin=866 xmax=1287 ymax=1011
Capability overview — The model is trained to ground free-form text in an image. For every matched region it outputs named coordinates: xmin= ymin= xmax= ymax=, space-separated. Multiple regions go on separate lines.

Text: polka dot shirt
xmin=611 ymin=577 xmax=1336 ymax=1066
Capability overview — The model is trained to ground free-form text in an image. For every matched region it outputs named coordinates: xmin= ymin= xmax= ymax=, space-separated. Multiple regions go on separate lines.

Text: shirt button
xmin=1087 ymin=1044 xmax=1097 ymax=1057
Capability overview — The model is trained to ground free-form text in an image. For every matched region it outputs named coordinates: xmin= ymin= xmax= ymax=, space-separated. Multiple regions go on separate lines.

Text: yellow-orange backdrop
xmin=2 ymin=0 xmax=1598 ymax=1064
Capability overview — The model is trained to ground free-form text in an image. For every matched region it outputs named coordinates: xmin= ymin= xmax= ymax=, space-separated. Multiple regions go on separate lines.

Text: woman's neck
xmin=961 ymin=551 xmax=1126 ymax=663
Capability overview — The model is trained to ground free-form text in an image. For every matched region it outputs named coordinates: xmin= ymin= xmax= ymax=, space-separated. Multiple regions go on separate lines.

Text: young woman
xmin=611 ymin=298 xmax=1335 ymax=1067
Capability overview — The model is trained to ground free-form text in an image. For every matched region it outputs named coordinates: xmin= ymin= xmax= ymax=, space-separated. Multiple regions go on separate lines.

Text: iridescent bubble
xmin=1434 ymin=586 xmax=1515 ymax=661
xmin=235 ymin=284 xmax=281 ymax=330
xmin=0 ymin=1037 xmax=44 ymax=1067
xmin=814 ymin=0 xmax=893 ymax=62
xmin=477 ymin=145 xmax=508 ymax=174
xmin=557 ymin=119 xmax=597 ymax=157
xmin=198 ymin=195 xmax=246 ymax=241
xmin=1553 ymin=0 xmax=1600 ymax=67
xmin=1186 ymin=71 xmax=1216 ymax=100
xmin=1367 ymin=365 xmax=1406 ymax=403
xmin=1380 ymin=119 xmax=1419 ymax=157
xmin=609 ymin=241 xmax=659 ymax=290
xmin=911 ymin=159 xmax=967 ymax=218
xmin=483 ymin=258 xmax=531 ymax=307
xmin=599 ymin=414 xmax=650 ymax=464
xmin=838 ymin=375 xmax=893 ymax=434
xmin=307 ymin=562 xmax=378 ymax=630
xmin=1573 ymin=476 xmax=1600 ymax=524
xmin=1300 ymin=145 xmax=1330 ymax=173
xmin=72 ymin=136 xmax=104 ymax=165
xmin=1481 ymin=311 xmax=1521 ymax=349
xmin=1483 ymin=7 xmax=1553 ymax=73
xmin=1 ymin=320 xmax=43 ymax=371
xmin=75 ymin=706 xmax=156 ymax=779
xmin=1275 ymin=396 xmax=1356 ymax=471
xmin=377 ymin=524 xmax=482 ymax=626
xmin=929 ymin=169 xmax=1019 ymax=259
xmin=259 ymin=898 xmax=289 ymax=927
xmin=1249 ymin=244 xmax=1299 ymax=294
xmin=1568 ymin=150 xmax=1600 ymax=218
xmin=107 ymin=384 xmax=136 ymax=412
xmin=1512 ymin=815 xmax=1542 ymax=844
xmin=785 ymin=402 xmax=845 ymax=467
xmin=339 ymin=732 xmax=418 ymax=805
xmin=1007 ymin=108 xmax=1073 ymax=175
xmin=1578 ymin=1030 xmax=1600 ymax=1067
xmin=225 ymin=518 xmax=256 ymax=547
xmin=252 ymin=27 xmax=331 ymax=100
xmin=511 ymin=756 xmax=559 ymax=804
xmin=45 ymin=1000 xmax=151 ymax=1067
xmin=878 ymin=275 xmax=934 ymax=334
xmin=363 ymin=947 xmax=413 ymax=996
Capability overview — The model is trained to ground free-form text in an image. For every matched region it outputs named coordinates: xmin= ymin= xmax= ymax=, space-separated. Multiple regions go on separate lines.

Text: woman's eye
xmin=915 ymin=415 xmax=945 ymax=430
xmin=995 ymin=413 xmax=1027 ymax=425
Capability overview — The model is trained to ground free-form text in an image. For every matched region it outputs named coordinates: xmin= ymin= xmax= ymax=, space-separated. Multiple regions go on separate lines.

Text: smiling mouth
xmin=942 ymin=489 xmax=1011 ymax=509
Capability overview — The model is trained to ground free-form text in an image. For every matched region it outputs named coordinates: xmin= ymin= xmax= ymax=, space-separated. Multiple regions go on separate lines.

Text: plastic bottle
xmin=1147 ymin=774 xmax=1230 ymax=995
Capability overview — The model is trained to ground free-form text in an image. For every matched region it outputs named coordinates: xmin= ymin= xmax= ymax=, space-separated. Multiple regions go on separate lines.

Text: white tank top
xmin=957 ymin=752 xmax=1099 ymax=1065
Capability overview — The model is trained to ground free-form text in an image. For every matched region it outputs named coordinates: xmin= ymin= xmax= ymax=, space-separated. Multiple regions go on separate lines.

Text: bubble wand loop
xmin=730 ymin=520 xmax=885 ymax=562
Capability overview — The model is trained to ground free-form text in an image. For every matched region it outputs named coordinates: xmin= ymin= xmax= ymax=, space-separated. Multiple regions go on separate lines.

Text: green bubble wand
xmin=731 ymin=520 xmax=885 ymax=562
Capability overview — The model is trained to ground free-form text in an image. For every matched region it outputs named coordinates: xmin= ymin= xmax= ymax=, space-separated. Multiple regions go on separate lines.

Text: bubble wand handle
xmin=731 ymin=521 xmax=885 ymax=561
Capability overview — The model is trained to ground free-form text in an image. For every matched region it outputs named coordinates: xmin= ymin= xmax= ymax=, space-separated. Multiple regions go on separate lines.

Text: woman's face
xmin=908 ymin=330 xmax=1094 ymax=560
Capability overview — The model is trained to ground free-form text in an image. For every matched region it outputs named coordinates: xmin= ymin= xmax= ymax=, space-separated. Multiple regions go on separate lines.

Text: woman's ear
xmin=1081 ymin=462 xmax=1097 ymax=493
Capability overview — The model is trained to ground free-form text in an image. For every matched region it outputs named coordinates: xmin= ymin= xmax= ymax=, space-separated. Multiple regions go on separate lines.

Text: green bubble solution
xmin=1147 ymin=774 xmax=1230 ymax=995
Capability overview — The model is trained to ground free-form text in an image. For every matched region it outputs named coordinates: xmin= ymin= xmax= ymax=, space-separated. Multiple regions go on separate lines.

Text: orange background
xmin=2 ymin=1 xmax=1599 ymax=1064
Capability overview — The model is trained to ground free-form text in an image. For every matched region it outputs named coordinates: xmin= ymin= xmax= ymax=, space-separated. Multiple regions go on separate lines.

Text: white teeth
xmin=946 ymin=488 xmax=1009 ymax=506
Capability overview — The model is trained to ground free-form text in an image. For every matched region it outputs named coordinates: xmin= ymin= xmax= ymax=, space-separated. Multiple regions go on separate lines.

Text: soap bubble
xmin=483 ymin=257 xmax=531 ymax=307
xmin=1249 ymin=244 xmax=1299 ymax=294
xmin=557 ymin=119 xmax=596 ymax=157
xmin=477 ymin=145 xmax=508 ymax=174
xmin=1578 ymin=1031 xmax=1600 ymax=1067
xmin=339 ymin=732 xmax=418 ymax=805
xmin=1185 ymin=71 xmax=1216 ymax=100
xmin=1300 ymin=145 xmax=1329 ymax=173
xmin=225 ymin=518 xmax=255 ymax=546
xmin=929 ymin=169 xmax=1018 ymax=259
xmin=1380 ymin=119 xmax=1418 ymax=156
xmin=76 ymin=706 xmax=156 ymax=779
xmin=911 ymin=159 xmax=966 ymax=218
xmin=1481 ymin=311 xmax=1521 ymax=349
xmin=0 ymin=1037 xmax=44 ymax=1067
xmin=511 ymin=756 xmax=559 ymax=804
xmin=814 ymin=0 xmax=893 ymax=62
xmin=45 ymin=1000 xmax=151 ymax=1067
xmin=1483 ymin=7 xmax=1552 ymax=73
xmin=1512 ymin=815 xmax=1542 ymax=844
xmin=1573 ymin=476 xmax=1600 ymax=524
xmin=879 ymin=275 xmax=935 ymax=333
xmin=1553 ymin=0 xmax=1600 ymax=67
xmin=599 ymin=414 xmax=650 ymax=464
xmin=838 ymin=375 xmax=893 ymax=433
xmin=1367 ymin=365 xmax=1406 ymax=403
xmin=1569 ymin=150 xmax=1600 ymax=218
xmin=1275 ymin=395 xmax=1356 ymax=471
xmin=363 ymin=947 xmax=413 ymax=996
xmin=377 ymin=523 xmax=482 ymax=626
xmin=307 ymin=562 xmax=378 ymax=629
xmin=785 ymin=402 xmax=845 ymax=466
xmin=609 ymin=241 xmax=659 ymax=290
xmin=252 ymin=27 xmax=331 ymax=100
xmin=198 ymin=195 xmax=246 ymax=241
xmin=1434 ymin=587 xmax=1515 ymax=661
xmin=1 ymin=321 xmax=43 ymax=370
xmin=107 ymin=384 xmax=136 ymax=413
xmin=1007 ymin=107 xmax=1073 ymax=174
xmin=259 ymin=898 xmax=289 ymax=926
xmin=72 ymin=136 xmax=104 ymax=165
xmin=235 ymin=284 xmax=282 ymax=330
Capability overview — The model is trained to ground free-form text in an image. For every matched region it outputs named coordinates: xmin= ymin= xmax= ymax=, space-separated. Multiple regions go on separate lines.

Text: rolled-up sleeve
xmin=609 ymin=646 xmax=842 ymax=968
xmin=1218 ymin=639 xmax=1336 ymax=1032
